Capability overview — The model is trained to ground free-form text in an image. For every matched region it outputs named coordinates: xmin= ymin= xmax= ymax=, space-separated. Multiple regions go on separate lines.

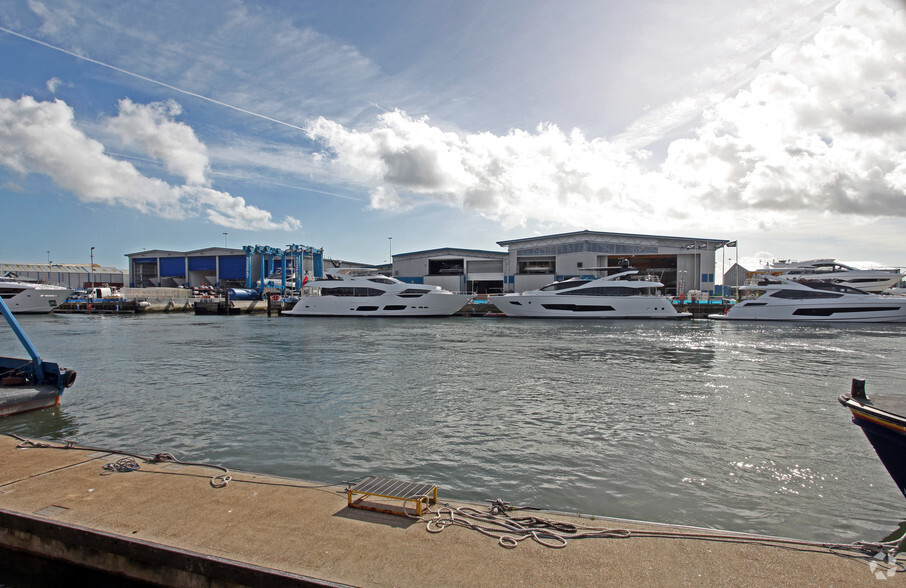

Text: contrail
xmin=107 ymin=151 xmax=364 ymax=202
xmin=0 ymin=25 xmax=311 ymax=135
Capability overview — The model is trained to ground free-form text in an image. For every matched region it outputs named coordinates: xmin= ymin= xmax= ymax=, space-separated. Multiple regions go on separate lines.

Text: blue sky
xmin=1 ymin=0 xmax=905 ymax=270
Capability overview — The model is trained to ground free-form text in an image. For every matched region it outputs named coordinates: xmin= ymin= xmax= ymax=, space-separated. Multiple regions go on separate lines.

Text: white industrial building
xmin=393 ymin=230 xmax=730 ymax=297
xmin=392 ymin=248 xmax=509 ymax=295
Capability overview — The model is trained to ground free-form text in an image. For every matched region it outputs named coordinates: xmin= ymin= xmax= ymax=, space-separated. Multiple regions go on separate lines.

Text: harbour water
xmin=2 ymin=313 xmax=904 ymax=545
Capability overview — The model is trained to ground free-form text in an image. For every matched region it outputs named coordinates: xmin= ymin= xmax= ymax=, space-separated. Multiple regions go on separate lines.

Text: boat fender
xmin=261 ymin=291 xmax=268 ymax=301
xmin=63 ymin=370 xmax=77 ymax=388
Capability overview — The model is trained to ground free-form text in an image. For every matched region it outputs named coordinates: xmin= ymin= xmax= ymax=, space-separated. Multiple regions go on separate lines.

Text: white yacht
xmin=282 ymin=269 xmax=472 ymax=317
xmin=0 ymin=275 xmax=72 ymax=314
xmin=492 ymin=269 xmax=691 ymax=319
xmin=755 ymin=259 xmax=901 ymax=293
xmin=710 ymin=276 xmax=906 ymax=322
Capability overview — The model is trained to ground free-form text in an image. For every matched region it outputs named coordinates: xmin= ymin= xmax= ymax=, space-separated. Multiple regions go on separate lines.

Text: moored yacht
xmin=492 ymin=267 xmax=691 ymax=319
xmin=282 ymin=269 xmax=472 ymax=317
xmin=755 ymin=259 xmax=901 ymax=293
xmin=0 ymin=275 xmax=72 ymax=314
xmin=710 ymin=276 xmax=906 ymax=322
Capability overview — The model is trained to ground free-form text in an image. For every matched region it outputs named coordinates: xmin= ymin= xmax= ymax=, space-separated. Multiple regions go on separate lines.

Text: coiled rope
xmin=6 ymin=433 xmax=231 ymax=488
xmin=101 ymin=457 xmax=140 ymax=474
xmin=409 ymin=500 xmax=903 ymax=573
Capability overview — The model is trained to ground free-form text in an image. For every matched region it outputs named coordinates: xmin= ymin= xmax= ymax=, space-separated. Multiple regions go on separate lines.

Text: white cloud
xmin=664 ymin=0 xmax=906 ymax=217
xmin=0 ymin=95 xmax=300 ymax=231
xmin=307 ymin=111 xmax=683 ymax=231
xmin=305 ymin=0 xmax=906 ymax=238
xmin=105 ymin=98 xmax=210 ymax=186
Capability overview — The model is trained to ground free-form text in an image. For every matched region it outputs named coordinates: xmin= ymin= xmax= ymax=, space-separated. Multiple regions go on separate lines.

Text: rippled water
xmin=2 ymin=313 xmax=904 ymax=543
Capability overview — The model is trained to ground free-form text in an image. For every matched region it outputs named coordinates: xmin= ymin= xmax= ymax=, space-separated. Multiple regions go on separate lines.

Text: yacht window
xmin=542 ymin=304 xmax=616 ymax=312
xmin=557 ymin=286 xmax=639 ymax=297
xmin=0 ymin=288 xmax=27 ymax=298
xmin=768 ymin=289 xmax=843 ymax=299
xmin=801 ymin=281 xmax=868 ymax=294
xmin=368 ymin=278 xmax=397 ymax=285
xmin=794 ymin=306 xmax=902 ymax=316
xmin=320 ymin=287 xmax=384 ymax=297
xmin=540 ymin=280 xmax=591 ymax=291
xmin=398 ymin=289 xmax=430 ymax=298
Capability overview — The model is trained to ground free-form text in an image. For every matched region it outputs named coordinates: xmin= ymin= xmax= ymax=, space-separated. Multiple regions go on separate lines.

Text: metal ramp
xmin=347 ymin=476 xmax=437 ymax=517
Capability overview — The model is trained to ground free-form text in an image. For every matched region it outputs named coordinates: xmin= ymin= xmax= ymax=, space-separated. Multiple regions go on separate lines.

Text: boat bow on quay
xmin=839 ymin=379 xmax=906 ymax=500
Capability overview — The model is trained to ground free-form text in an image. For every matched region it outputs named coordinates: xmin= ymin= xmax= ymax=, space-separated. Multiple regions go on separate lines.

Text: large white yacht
xmin=492 ymin=268 xmax=691 ymax=319
xmin=710 ymin=276 xmax=906 ymax=322
xmin=282 ymin=269 xmax=472 ymax=317
xmin=0 ymin=275 xmax=72 ymax=314
xmin=755 ymin=259 xmax=901 ymax=293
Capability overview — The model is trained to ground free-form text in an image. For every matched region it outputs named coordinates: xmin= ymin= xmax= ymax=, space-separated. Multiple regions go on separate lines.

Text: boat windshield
xmin=539 ymin=279 xmax=590 ymax=291
xmin=800 ymin=280 xmax=870 ymax=295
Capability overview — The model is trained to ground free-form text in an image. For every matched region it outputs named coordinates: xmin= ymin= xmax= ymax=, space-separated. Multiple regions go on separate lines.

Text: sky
xmin=0 ymin=0 xmax=905 ymax=272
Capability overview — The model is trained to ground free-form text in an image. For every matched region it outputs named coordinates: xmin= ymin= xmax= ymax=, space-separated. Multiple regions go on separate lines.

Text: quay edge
xmin=0 ymin=434 xmax=891 ymax=587
xmin=0 ymin=508 xmax=343 ymax=588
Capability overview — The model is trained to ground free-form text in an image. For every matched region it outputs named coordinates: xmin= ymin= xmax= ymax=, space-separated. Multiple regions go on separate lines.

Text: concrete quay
xmin=0 ymin=434 xmax=899 ymax=587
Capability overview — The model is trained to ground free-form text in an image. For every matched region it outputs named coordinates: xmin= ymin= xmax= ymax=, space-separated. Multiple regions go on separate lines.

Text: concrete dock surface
xmin=0 ymin=434 xmax=901 ymax=587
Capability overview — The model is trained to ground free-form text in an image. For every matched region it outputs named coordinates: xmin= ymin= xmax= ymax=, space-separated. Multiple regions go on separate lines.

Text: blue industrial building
xmin=124 ymin=245 xmax=323 ymax=291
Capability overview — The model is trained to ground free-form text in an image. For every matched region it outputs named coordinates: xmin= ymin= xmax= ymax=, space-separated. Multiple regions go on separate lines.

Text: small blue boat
xmin=839 ymin=379 xmax=906 ymax=499
xmin=0 ymin=296 xmax=77 ymax=417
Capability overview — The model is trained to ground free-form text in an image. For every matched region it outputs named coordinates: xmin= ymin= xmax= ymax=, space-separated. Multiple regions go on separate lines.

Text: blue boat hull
xmin=840 ymin=381 xmax=906 ymax=500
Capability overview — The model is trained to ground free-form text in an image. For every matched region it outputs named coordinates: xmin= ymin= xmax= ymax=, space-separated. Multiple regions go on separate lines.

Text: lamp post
xmin=89 ymin=246 xmax=95 ymax=291
xmin=388 ymin=237 xmax=393 ymax=267
xmin=732 ymin=241 xmax=739 ymax=298
xmin=223 ymin=232 xmax=228 ymax=248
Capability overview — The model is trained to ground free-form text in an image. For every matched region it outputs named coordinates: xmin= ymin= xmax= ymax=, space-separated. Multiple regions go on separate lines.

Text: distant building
xmin=0 ymin=262 xmax=125 ymax=289
xmin=721 ymin=262 xmax=750 ymax=296
xmin=124 ymin=247 xmax=358 ymax=289
xmin=122 ymin=229 xmax=734 ymax=296
xmin=496 ymin=230 xmax=729 ymax=295
xmin=125 ymin=248 xmax=250 ymax=288
xmin=392 ymin=247 xmax=508 ymax=294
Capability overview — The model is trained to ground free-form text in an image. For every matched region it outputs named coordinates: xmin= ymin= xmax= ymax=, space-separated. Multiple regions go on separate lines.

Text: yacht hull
xmin=711 ymin=300 xmax=906 ymax=322
xmin=283 ymin=293 xmax=471 ymax=317
xmin=493 ymin=294 xmax=689 ymax=319
xmin=0 ymin=282 xmax=72 ymax=313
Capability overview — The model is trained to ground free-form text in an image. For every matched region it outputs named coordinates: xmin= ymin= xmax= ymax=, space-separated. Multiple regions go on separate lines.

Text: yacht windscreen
xmin=540 ymin=280 xmax=590 ymax=291
xmin=800 ymin=281 xmax=868 ymax=295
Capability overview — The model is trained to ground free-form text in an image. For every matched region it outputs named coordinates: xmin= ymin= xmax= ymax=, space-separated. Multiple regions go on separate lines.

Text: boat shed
xmin=392 ymin=248 xmax=509 ymax=295
xmin=0 ymin=263 xmax=125 ymax=290
xmin=125 ymin=246 xmax=331 ymax=290
xmin=125 ymin=248 xmax=251 ymax=289
xmin=496 ymin=230 xmax=731 ymax=296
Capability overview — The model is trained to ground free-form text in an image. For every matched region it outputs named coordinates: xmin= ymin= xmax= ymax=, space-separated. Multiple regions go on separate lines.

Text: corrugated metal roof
xmin=0 ymin=262 xmax=125 ymax=273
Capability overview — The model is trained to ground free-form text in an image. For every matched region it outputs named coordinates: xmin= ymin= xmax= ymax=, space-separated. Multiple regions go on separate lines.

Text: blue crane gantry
xmin=242 ymin=244 xmax=323 ymax=292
